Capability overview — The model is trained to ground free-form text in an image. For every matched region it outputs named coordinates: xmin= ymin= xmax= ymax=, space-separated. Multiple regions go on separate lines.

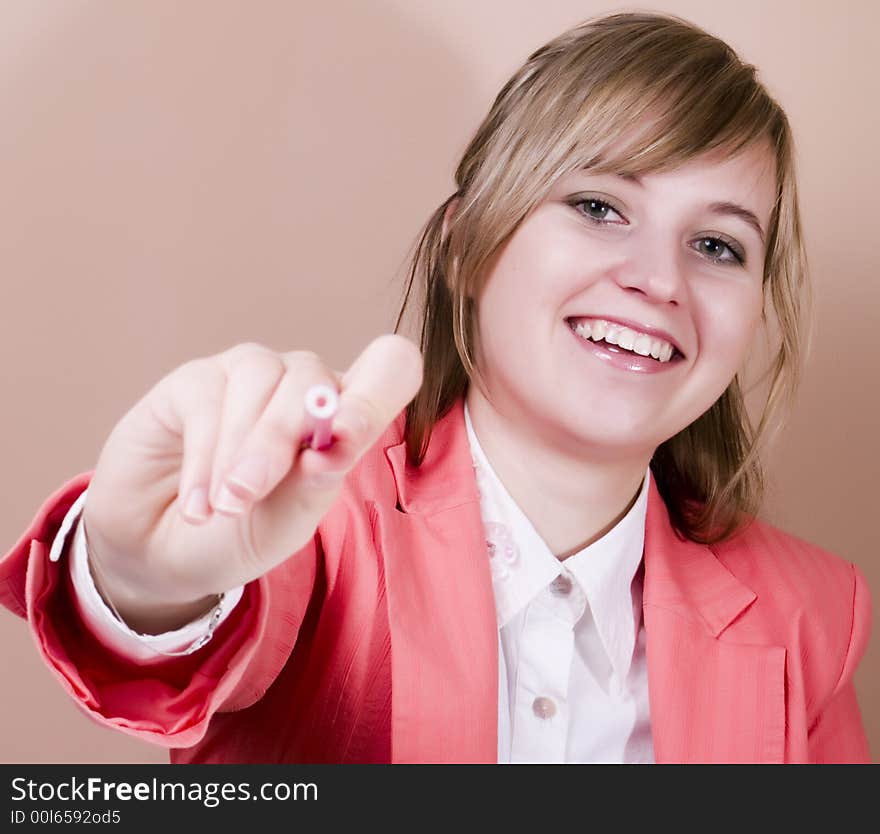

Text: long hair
xmin=392 ymin=10 xmax=813 ymax=545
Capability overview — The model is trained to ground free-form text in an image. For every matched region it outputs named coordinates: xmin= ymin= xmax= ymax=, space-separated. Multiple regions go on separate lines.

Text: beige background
xmin=1 ymin=0 xmax=877 ymax=763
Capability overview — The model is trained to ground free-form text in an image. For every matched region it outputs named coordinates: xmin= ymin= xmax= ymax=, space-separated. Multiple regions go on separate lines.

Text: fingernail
xmin=225 ymin=454 xmax=269 ymax=497
xmin=215 ymin=484 xmax=249 ymax=515
xmin=183 ymin=487 xmax=210 ymax=522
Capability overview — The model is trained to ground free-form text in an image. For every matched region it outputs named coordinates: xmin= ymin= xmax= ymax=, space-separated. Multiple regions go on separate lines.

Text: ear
xmin=441 ymin=197 xmax=460 ymax=244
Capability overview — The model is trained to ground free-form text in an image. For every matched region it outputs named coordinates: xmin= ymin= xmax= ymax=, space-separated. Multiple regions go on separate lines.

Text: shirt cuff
xmin=50 ymin=487 xmax=244 ymax=663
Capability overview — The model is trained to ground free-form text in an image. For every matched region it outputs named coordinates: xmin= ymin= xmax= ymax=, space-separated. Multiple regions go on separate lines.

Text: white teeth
xmin=633 ymin=334 xmax=654 ymax=357
xmin=616 ymin=330 xmax=635 ymax=351
xmin=571 ymin=319 xmax=676 ymax=363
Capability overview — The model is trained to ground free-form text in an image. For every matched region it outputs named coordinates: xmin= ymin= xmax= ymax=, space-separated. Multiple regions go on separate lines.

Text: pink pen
xmin=304 ymin=383 xmax=340 ymax=450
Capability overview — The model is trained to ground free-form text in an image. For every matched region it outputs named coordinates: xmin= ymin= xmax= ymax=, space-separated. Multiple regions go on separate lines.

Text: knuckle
xmin=154 ymin=359 xmax=222 ymax=430
xmin=224 ymin=349 xmax=286 ymax=381
xmin=157 ymin=357 xmax=201 ymax=392
xmin=278 ymin=352 xmax=338 ymax=395
xmin=283 ymin=349 xmax=324 ymax=370
xmin=219 ymin=341 xmax=272 ymax=370
xmin=172 ymin=359 xmax=224 ymax=404
xmin=176 ymin=356 xmax=219 ymax=387
xmin=230 ymin=340 xmax=271 ymax=356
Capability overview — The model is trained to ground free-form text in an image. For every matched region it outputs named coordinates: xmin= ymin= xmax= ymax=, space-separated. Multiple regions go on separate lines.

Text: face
xmin=466 ymin=143 xmax=777 ymax=462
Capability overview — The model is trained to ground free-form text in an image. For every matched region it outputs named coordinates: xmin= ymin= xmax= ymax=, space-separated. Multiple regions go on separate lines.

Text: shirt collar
xmin=463 ymin=400 xmax=650 ymax=684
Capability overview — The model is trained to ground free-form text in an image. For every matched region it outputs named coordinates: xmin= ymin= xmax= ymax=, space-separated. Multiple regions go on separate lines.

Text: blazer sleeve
xmin=807 ymin=562 xmax=873 ymax=764
xmin=1 ymin=471 xmax=323 ymax=750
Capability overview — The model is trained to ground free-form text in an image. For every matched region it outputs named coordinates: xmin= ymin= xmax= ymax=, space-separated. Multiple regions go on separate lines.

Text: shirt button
xmin=550 ymin=573 xmax=573 ymax=596
xmin=532 ymin=696 xmax=557 ymax=719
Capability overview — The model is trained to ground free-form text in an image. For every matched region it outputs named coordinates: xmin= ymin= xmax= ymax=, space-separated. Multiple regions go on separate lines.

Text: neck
xmin=465 ymin=386 xmax=649 ymax=560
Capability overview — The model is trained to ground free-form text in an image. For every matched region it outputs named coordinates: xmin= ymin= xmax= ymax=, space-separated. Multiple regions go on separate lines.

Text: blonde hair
xmin=392 ymin=10 xmax=813 ymax=545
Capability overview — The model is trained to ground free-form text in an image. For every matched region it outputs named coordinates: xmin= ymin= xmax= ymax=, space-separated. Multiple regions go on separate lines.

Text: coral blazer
xmin=1 ymin=397 xmax=872 ymax=763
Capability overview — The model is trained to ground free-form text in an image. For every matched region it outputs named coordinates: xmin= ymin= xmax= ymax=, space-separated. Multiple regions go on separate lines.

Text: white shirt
xmin=51 ymin=403 xmax=654 ymax=763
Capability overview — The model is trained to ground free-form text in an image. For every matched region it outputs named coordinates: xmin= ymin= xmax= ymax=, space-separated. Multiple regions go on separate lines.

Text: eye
xmin=570 ymin=197 xmax=747 ymax=267
xmin=693 ymin=236 xmax=745 ymax=266
xmin=572 ymin=197 xmax=626 ymax=225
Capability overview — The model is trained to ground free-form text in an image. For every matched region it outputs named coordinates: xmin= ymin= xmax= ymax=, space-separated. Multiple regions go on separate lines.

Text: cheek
xmin=473 ymin=272 xmax=525 ymax=372
xmin=700 ymin=286 xmax=764 ymax=366
xmin=497 ymin=213 xmax=579 ymax=293
xmin=478 ymin=231 xmax=558 ymax=329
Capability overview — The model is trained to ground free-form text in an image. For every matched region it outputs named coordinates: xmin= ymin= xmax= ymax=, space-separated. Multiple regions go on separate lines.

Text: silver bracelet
xmin=145 ymin=599 xmax=226 ymax=656
xmin=82 ymin=518 xmax=225 ymax=657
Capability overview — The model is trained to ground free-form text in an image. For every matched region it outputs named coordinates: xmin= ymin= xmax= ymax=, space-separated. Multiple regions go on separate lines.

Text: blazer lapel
xmin=642 ymin=477 xmax=787 ymax=763
xmin=373 ymin=398 xmax=498 ymax=763
xmin=374 ymin=395 xmax=787 ymax=764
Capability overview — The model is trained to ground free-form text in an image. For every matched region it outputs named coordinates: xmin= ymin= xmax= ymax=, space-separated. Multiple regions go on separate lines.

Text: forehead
xmin=651 ymin=145 xmax=775 ymax=203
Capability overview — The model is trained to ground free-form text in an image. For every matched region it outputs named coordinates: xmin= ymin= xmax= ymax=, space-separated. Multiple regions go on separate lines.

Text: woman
xmin=1 ymin=11 xmax=871 ymax=763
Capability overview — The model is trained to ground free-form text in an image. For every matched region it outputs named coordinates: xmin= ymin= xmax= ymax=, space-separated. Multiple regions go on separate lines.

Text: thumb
xmin=334 ymin=333 xmax=424 ymax=443
xmin=297 ymin=333 xmax=424 ymax=482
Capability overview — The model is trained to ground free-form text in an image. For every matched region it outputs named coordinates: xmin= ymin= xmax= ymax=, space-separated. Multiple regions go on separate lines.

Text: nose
xmin=609 ymin=232 xmax=687 ymax=305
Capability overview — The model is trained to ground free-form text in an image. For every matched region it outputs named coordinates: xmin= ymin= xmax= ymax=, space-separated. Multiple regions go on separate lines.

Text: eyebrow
xmin=616 ymin=172 xmax=766 ymax=246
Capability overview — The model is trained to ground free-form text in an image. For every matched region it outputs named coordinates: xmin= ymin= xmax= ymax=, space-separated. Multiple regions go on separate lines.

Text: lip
xmin=566 ymin=320 xmax=686 ymax=374
xmin=565 ymin=315 xmax=686 ymax=359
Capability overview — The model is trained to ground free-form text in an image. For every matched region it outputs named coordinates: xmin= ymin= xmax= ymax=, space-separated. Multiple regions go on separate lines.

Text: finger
xmin=209 ymin=347 xmax=288 ymax=514
xmin=339 ymin=333 xmax=424 ymax=438
xmin=153 ymin=359 xmax=226 ymax=525
xmin=219 ymin=334 xmax=422 ymax=516
xmin=227 ymin=334 xmax=423 ymax=573
xmin=294 ymin=333 xmax=424 ymax=483
xmin=215 ymin=351 xmax=342 ymax=511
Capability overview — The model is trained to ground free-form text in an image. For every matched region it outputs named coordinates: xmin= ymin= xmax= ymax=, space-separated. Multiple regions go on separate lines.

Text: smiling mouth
xmin=565 ymin=318 xmax=686 ymax=363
